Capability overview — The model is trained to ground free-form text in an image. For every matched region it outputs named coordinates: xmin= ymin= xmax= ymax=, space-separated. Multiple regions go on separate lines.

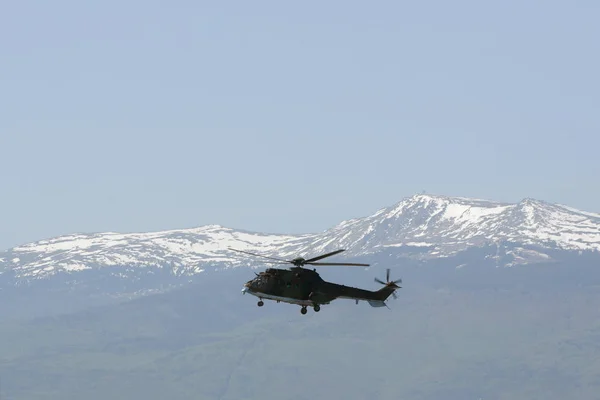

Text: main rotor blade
xmin=303 ymin=249 xmax=346 ymax=263
xmin=306 ymin=262 xmax=370 ymax=267
xmin=227 ymin=248 xmax=290 ymax=263
xmin=261 ymin=261 xmax=291 ymax=264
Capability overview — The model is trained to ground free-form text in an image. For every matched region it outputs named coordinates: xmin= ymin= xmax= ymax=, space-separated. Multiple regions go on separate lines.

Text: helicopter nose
xmin=241 ymin=284 xmax=248 ymax=294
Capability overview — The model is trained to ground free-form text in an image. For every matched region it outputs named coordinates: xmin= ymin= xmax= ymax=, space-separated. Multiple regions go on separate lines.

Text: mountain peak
xmin=518 ymin=197 xmax=548 ymax=206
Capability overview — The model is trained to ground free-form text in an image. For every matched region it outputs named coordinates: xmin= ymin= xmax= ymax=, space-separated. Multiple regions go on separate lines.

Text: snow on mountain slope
xmin=1 ymin=194 xmax=600 ymax=280
xmin=2 ymin=225 xmax=316 ymax=279
xmin=299 ymin=195 xmax=600 ymax=257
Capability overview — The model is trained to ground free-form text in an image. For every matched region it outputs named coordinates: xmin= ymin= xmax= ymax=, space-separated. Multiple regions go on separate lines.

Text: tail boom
xmin=317 ymin=280 xmax=400 ymax=306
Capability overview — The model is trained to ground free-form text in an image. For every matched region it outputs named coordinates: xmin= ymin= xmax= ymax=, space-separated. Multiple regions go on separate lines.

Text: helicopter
xmin=229 ymin=248 xmax=402 ymax=315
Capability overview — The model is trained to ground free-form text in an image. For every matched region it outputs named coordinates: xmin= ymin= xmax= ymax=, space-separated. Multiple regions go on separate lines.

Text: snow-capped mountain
xmin=2 ymin=194 xmax=600 ymax=283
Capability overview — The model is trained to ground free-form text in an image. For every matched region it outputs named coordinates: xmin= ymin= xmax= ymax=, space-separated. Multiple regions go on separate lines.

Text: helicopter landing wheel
xmin=257 ymin=300 xmax=264 ymax=307
xmin=313 ymin=304 xmax=320 ymax=312
xmin=300 ymin=306 xmax=307 ymax=315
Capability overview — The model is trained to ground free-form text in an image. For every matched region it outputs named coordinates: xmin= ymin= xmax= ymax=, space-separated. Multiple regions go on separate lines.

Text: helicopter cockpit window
xmin=255 ymin=276 xmax=267 ymax=286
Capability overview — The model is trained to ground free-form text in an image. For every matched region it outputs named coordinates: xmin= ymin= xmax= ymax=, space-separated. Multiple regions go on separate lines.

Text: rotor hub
xmin=291 ymin=257 xmax=306 ymax=266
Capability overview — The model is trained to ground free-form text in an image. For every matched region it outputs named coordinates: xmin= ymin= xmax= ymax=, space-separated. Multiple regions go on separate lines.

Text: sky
xmin=1 ymin=0 xmax=599 ymax=250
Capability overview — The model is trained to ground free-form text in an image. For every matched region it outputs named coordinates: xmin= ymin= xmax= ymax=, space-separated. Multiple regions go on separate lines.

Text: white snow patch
xmin=441 ymin=203 xmax=471 ymax=219
xmin=63 ymin=263 xmax=91 ymax=271
xmin=559 ymin=205 xmax=600 ymax=220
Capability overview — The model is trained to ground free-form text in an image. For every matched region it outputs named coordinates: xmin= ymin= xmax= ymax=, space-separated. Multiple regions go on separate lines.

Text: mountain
xmin=2 ymin=194 xmax=600 ymax=286
xmin=3 ymin=194 xmax=600 ymax=399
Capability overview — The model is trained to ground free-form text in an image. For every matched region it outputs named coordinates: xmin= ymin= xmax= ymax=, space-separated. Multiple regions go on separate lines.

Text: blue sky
xmin=1 ymin=0 xmax=599 ymax=250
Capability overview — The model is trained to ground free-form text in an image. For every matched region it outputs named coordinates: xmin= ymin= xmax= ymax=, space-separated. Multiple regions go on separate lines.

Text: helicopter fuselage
xmin=241 ymin=267 xmax=398 ymax=314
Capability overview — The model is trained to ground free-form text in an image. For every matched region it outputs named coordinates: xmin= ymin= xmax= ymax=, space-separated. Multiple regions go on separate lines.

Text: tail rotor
xmin=374 ymin=268 xmax=402 ymax=299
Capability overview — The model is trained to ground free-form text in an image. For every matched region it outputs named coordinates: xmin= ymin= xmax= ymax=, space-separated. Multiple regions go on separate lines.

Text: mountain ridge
xmin=2 ymin=194 xmax=600 ymax=283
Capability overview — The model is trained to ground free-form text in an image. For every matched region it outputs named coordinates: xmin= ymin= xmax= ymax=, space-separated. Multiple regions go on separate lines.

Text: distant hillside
xmin=1 ymin=264 xmax=600 ymax=400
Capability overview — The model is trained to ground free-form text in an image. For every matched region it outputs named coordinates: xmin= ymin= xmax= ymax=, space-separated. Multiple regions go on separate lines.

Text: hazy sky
xmin=1 ymin=0 xmax=599 ymax=250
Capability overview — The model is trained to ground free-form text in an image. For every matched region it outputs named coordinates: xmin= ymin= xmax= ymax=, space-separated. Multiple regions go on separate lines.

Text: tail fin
xmin=375 ymin=284 xmax=400 ymax=301
xmin=371 ymin=268 xmax=402 ymax=306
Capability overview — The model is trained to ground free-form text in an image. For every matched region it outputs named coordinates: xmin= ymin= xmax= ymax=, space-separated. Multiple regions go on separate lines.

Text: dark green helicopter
xmin=230 ymin=248 xmax=402 ymax=315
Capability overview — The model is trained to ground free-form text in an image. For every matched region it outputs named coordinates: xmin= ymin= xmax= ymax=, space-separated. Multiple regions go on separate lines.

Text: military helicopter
xmin=230 ymin=248 xmax=402 ymax=315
